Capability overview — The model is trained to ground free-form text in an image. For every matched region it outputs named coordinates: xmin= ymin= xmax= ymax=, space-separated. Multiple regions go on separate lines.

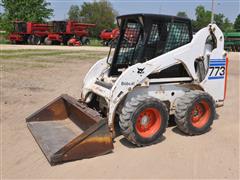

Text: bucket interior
xmin=26 ymin=95 xmax=103 ymax=162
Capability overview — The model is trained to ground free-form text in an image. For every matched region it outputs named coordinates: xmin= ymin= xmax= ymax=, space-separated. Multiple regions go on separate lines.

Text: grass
xmin=0 ymin=49 xmax=107 ymax=59
xmin=0 ymin=39 xmax=10 ymax=44
xmin=0 ymin=49 xmax=108 ymax=72
xmin=0 ymin=33 xmax=10 ymax=44
xmin=88 ymin=38 xmax=103 ymax=46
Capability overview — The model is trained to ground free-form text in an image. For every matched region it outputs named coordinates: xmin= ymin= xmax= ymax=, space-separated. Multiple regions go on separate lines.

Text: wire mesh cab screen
xmin=109 ymin=15 xmax=192 ymax=76
xmin=144 ymin=22 xmax=191 ymax=60
xmin=115 ymin=20 xmax=143 ymax=66
xmin=164 ymin=22 xmax=190 ymax=52
xmin=53 ymin=21 xmax=66 ymax=33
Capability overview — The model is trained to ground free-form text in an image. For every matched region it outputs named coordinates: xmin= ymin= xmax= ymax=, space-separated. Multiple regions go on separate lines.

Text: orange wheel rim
xmin=135 ymin=108 xmax=161 ymax=138
xmin=191 ymin=100 xmax=211 ymax=128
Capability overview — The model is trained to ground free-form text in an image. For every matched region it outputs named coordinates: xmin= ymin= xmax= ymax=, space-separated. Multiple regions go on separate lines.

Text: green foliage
xmin=234 ymin=14 xmax=240 ymax=32
xmin=0 ymin=12 xmax=13 ymax=32
xmin=68 ymin=5 xmax=81 ymax=21
xmin=79 ymin=0 xmax=117 ymax=37
xmin=176 ymin=11 xmax=188 ymax=18
xmin=0 ymin=0 xmax=53 ymax=33
xmin=0 ymin=28 xmax=10 ymax=44
xmin=192 ymin=5 xmax=234 ymax=32
xmin=193 ymin=5 xmax=211 ymax=30
xmin=89 ymin=38 xmax=102 ymax=46
xmin=222 ymin=18 xmax=234 ymax=32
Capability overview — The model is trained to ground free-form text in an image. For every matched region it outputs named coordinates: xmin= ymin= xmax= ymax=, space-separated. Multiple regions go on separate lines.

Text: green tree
xmin=234 ymin=14 xmax=240 ymax=32
xmin=68 ymin=5 xmax=81 ymax=21
xmin=193 ymin=5 xmax=211 ymax=30
xmin=192 ymin=5 xmax=234 ymax=32
xmin=79 ymin=0 xmax=117 ymax=37
xmin=176 ymin=11 xmax=188 ymax=18
xmin=222 ymin=18 xmax=234 ymax=32
xmin=1 ymin=0 xmax=53 ymax=33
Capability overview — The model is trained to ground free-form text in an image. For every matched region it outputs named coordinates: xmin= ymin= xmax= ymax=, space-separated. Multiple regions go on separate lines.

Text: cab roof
xmin=117 ymin=13 xmax=191 ymax=23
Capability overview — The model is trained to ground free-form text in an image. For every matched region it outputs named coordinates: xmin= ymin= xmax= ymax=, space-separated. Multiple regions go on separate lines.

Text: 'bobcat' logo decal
xmin=137 ymin=67 xmax=145 ymax=74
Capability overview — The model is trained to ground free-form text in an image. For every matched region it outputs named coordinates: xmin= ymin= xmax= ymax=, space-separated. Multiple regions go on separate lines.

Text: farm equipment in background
xmin=224 ymin=32 xmax=240 ymax=52
xmin=99 ymin=28 xmax=119 ymax=46
xmin=27 ymin=14 xmax=228 ymax=165
xmin=67 ymin=37 xmax=81 ymax=46
xmin=8 ymin=21 xmax=50 ymax=45
xmin=45 ymin=21 xmax=95 ymax=46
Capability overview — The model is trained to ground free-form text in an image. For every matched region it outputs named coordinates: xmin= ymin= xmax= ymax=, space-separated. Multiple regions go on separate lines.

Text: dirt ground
xmin=0 ymin=44 xmax=110 ymax=52
xmin=1 ymin=45 xmax=239 ymax=179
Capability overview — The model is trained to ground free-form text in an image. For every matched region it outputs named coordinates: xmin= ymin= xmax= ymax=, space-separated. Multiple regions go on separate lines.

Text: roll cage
xmin=109 ymin=14 xmax=193 ymax=76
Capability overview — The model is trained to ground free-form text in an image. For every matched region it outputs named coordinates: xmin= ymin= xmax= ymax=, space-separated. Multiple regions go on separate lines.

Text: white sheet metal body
xmin=81 ymin=24 xmax=227 ymax=130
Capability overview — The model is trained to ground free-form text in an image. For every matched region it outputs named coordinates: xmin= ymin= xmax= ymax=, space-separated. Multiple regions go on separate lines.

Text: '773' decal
xmin=208 ymin=59 xmax=226 ymax=80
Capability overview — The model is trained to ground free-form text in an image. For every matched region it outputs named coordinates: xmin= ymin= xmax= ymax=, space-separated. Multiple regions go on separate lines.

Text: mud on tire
xmin=119 ymin=95 xmax=169 ymax=146
xmin=174 ymin=90 xmax=216 ymax=135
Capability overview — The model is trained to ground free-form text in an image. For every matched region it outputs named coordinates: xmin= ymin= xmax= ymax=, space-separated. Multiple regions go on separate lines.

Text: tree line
xmin=67 ymin=0 xmax=117 ymax=37
xmin=0 ymin=0 xmax=239 ymax=38
xmin=176 ymin=7 xmax=240 ymax=32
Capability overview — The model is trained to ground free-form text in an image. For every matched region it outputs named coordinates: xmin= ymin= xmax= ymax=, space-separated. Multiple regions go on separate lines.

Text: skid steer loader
xmin=27 ymin=14 xmax=228 ymax=165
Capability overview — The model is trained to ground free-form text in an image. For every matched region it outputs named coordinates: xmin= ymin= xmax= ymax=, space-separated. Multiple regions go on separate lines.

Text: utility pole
xmin=211 ymin=0 xmax=215 ymax=24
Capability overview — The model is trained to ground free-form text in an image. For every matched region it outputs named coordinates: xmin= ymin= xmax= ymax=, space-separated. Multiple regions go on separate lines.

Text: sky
xmin=0 ymin=1 xmax=238 ymax=22
xmin=46 ymin=0 xmax=240 ymax=23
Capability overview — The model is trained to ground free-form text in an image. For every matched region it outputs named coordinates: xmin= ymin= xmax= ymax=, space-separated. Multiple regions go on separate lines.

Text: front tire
xmin=32 ymin=35 xmax=41 ymax=45
xmin=81 ymin=36 xmax=90 ymax=45
xmin=44 ymin=37 xmax=52 ymax=45
xmin=174 ymin=90 xmax=216 ymax=135
xmin=27 ymin=35 xmax=33 ymax=45
xmin=119 ymin=95 xmax=169 ymax=146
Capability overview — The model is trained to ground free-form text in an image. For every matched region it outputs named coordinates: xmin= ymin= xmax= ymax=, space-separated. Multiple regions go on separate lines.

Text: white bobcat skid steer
xmin=82 ymin=14 xmax=227 ymax=145
xmin=27 ymin=14 xmax=228 ymax=164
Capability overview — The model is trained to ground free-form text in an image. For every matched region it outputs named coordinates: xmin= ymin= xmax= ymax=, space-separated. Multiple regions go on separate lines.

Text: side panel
xmin=122 ymin=84 xmax=190 ymax=114
xmin=200 ymin=28 xmax=227 ymax=103
xmin=81 ymin=57 xmax=109 ymax=101
xmin=200 ymin=56 xmax=228 ymax=103
xmin=27 ymin=22 xmax=32 ymax=34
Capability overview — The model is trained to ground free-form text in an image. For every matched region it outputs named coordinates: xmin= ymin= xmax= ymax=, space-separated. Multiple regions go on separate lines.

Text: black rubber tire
xmin=44 ymin=37 xmax=52 ymax=45
xmin=103 ymin=41 xmax=109 ymax=46
xmin=119 ymin=95 xmax=169 ymax=146
xmin=27 ymin=35 xmax=33 ymax=45
xmin=85 ymin=39 xmax=90 ymax=45
xmin=174 ymin=90 xmax=216 ymax=135
xmin=81 ymin=36 xmax=89 ymax=45
xmin=32 ymin=35 xmax=41 ymax=45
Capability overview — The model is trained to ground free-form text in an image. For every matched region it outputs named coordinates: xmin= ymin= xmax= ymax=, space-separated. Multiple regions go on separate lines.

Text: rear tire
xmin=27 ymin=35 xmax=33 ymax=45
xmin=44 ymin=37 xmax=52 ymax=45
xmin=81 ymin=36 xmax=90 ymax=45
xmin=32 ymin=35 xmax=41 ymax=45
xmin=174 ymin=90 xmax=216 ymax=135
xmin=119 ymin=95 xmax=168 ymax=146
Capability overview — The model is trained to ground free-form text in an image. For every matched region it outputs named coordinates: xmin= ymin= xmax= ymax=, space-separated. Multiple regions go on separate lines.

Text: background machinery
xmin=45 ymin=21 xmax=95 ymax=45
xmin=99 ymin=28 xmax=119 ymax=46
xmin=27 ymin=14 xmax=228 ymax=165
xmin=224 ymin=32 xmax=240 ymax=52
xmin=8 ymin=21 xmax=50 ymax=45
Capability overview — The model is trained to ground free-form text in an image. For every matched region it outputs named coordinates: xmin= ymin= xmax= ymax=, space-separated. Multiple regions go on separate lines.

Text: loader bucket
xmin=26 ymin=94 xmax=113 ymax=165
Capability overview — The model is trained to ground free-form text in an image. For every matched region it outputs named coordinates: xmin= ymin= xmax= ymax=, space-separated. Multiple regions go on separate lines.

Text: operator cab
xmin=108 ymin=14 xmax=193 ymax=76
xmin=51 ymin=21 xmax=67 ymax=33
xmin=13 ymin=21 xmax=27 ymax=33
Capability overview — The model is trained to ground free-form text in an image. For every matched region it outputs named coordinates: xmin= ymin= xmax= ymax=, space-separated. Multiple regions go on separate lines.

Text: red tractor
xmin=45 ymin=21 xmax=95 ymax=46
xmin=99 ymin=28 xmax=119 ymax=46
xmin=8 ymin=21 xmax=50 ymax=45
